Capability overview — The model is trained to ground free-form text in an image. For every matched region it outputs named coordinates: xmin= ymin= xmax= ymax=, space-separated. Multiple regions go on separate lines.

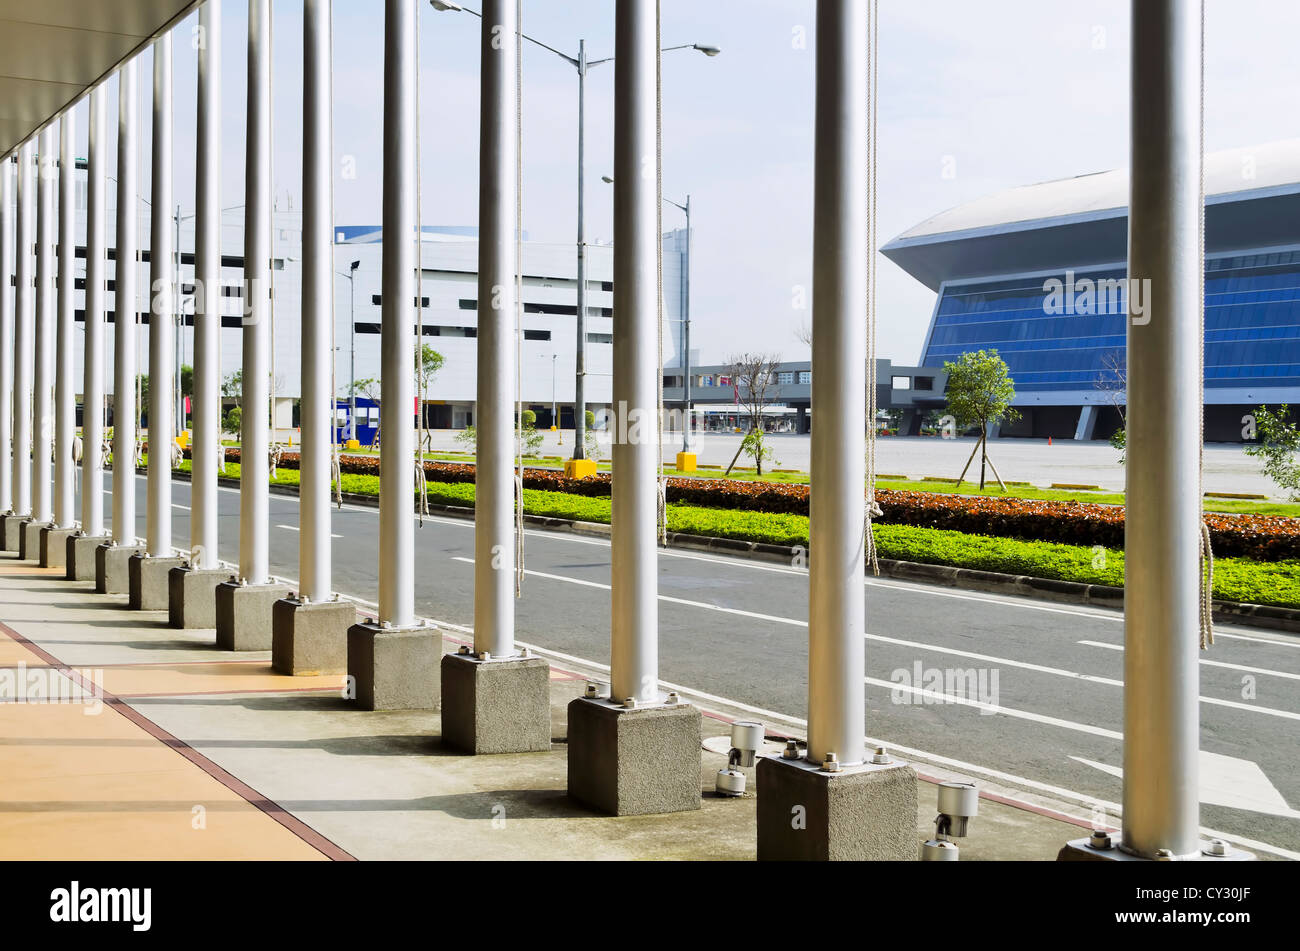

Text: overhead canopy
xmin=0 ymin=0 xmax=200 ymax=157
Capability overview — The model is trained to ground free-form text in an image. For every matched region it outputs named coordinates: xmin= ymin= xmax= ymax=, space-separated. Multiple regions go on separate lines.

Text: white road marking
xmin=1073 ymin=752 xmax=1300 ymax=820
xmin=1079 ymin=639 xmax=1300 ymax=680
xmin=276 ymin=524 xmax=342 ymax=538
xmin=871 ymin=631 xmax=1300 ymax=721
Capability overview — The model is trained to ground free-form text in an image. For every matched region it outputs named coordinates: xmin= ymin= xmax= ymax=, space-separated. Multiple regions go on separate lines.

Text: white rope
xmin=514 ymin=0 xmax=526 ymax=597
xmin=863 ymin=0 xmax=882 ymax=575
xmin=655 ymin=0 xmax=668 ymax=547
xmin=1197 ymin=0 xmax=1213 ymax=648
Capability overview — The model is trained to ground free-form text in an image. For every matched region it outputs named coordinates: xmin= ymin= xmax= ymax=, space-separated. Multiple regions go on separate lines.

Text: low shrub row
xmin=188 ymin=450 xmax=1300 ymax=561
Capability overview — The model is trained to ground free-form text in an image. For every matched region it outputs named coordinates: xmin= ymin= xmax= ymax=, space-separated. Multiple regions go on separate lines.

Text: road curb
xmin=160 ymin=468 xmax=1300 ymax=635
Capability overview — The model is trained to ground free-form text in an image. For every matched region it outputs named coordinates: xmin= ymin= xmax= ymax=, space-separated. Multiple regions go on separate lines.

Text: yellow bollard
xmin=675 ymin=451 xmax=697 ymax=473
xmin=564 ymin=458 xmax=598 ymax=479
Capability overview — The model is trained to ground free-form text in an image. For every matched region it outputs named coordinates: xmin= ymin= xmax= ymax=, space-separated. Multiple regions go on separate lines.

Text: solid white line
xmin=450 ymin=556 xmax=808 ymax=628
xmin=1079 ymin=639 xmax=1300 ymax=680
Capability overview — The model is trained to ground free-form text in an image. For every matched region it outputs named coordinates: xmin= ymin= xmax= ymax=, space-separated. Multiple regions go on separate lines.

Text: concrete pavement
xmin=66 ymin=475 xmax=1300 ymax=860
xmin=0 ymin=551 xmax=1088 ymax=860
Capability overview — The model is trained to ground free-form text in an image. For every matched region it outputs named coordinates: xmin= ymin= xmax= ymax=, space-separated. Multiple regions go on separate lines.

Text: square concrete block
xmin=756 ymin=755 xmax=918 ymax=861
xmin=1 ymin=514 xmax=27 ymax=552
xmin=67 ymin=534 xmax=111 ymax=582
xmin=128 ymin=554 xmax=186 ymax=610
xmin=440 ymin=652 xmax=551 ymax=754
xmin=39 ymin=526 xmax=77 ymax=568
xmin=346 ymin=621 xmax=442 ymax=711
xmin=215 ymin=581 xmax=293 ymax=650
xmin=95 ymin=543 xmax=143 ymax=594
xmin=20 ymin=520 xmax=45 ymax=561
xmin=168 ymin=566 xmax=232 ymax=629
xmin=272 ymin=598 xmax=357 ymax=675
xmin=567 ymin=697 xmax=702 ymax=816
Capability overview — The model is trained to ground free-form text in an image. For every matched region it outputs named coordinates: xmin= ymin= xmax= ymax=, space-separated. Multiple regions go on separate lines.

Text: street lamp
xmin=604 ymin=176 xmax=693 ymax=452
xmin=429 ymin=0 xmax=718 ymax=461
xmin=336 ymin=259 xmax=362 ymax=443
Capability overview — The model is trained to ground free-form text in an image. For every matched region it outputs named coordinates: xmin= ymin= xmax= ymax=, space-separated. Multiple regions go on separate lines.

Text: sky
xmin=82 ymin=0 xmax=1300 ymax=366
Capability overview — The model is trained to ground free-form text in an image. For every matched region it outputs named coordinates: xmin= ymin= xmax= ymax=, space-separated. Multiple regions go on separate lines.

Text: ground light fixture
xmin=715 ymin=720 xmax=765 ymax=796
xmin=921 ymin=781 xmax=980 ymax=861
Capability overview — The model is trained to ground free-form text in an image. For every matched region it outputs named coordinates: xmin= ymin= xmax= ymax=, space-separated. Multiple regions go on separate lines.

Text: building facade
xmin=883 ymin=140 xmax=1300 ymax=441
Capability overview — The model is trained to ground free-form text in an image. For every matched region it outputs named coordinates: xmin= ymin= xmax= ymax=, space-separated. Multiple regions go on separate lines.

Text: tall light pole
xmin=343 ymin=258 xmax=360 ymax=441
xmin=429 ymin=1 xmax=717 ymax=460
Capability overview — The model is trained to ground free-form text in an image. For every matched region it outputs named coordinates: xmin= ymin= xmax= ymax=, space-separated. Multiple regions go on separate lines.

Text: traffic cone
xmin=1048 ymin=436 xmax=1053 ymax=446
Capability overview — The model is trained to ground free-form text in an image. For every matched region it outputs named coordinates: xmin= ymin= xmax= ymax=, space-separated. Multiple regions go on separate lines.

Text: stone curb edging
xmin=158 ymin=467 xmax=1300 ymax=636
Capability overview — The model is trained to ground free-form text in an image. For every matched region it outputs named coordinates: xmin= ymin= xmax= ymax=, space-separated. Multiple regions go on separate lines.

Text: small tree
xmin=519 ymin=409 xmax=544 ymax=458
xmin=1244 ymin=405 xmax=1300 ymax=500
xmin=584 ymin=409 xmax=599 ymax=459
xmin=223 ymin=406 xmax=242 ymax=434
xmin=724 ymin=352 xmax=783 ymax=475
xmin=943 ymin=348 xmax=1020 ymax=490
xmin=1095 ymin=349 xmax=1127 ymax=462
xmin=221 ymin=369 xmax=242 ymax=405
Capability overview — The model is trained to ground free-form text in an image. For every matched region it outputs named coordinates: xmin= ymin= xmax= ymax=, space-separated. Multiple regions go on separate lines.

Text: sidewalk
xmin=0 ymin=550 xmax=1089 ymax=861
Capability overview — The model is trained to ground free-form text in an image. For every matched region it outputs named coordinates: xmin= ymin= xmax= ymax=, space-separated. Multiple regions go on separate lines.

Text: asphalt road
xmin=90 ymin=474 xmax=1300 ymax=859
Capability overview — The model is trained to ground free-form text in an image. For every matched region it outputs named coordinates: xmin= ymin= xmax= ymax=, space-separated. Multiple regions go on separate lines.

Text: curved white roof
xmin=891 ymin=139 xmax=1300 ymax=243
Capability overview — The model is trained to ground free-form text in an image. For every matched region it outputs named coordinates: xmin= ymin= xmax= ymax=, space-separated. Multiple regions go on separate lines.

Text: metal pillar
xmin=0 ymin=154 xmax=13 ymax=515
xmin=610 ymin=0 xmax=658 ymax=704
xmin=193 ymin=0 xmax=220 ymax=569
xmin=1123 ymin=0 xmax=1203 ymax=860
xmin=807 ymin=0 xmax=866 ymax=767
xmin=147 ymin=33 xmax=175 ymax=558
xmin=54 ymin=112 xmax=76 ymax=530
xmin=573 ymin=40 xmax=588 ymax=461
xmin=12 ymin=141 xmax=32 ymax=520
xmin=301 ymin=0 xmax=332 ymax=603
xmin=474 ymin=0 xmax=518 ymax=657
xmin=82 ymin=89 xmax=108 ymax=538
xmin=240 ymin=0 xmax=272 ymax=586
xmin=113 ymin=61 xmax=139 ymax=546
xmin=33 ymin=125 xmax=55 ymax=526
xmin=378 ymin=0 xmax=415 ymax=628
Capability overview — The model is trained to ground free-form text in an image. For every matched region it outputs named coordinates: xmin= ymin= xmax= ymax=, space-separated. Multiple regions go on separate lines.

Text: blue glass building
xmin=882 ymin=141 xmax=1300 ymax=441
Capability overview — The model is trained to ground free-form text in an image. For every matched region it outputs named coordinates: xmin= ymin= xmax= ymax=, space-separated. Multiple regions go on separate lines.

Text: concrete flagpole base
xmin=1 ymin=514 xmax=30 ymax=552
xmin=95 ymin=543 xmax=144 ymax=594
xmin=127 ymin=553 xmax=186 ymax=610
xmin=272 ymin=597 xmax=357 ymax=675
xmin=440 ymin=649 xmax=551 ymax=754
xmin=19 ymin=520 xmax=45 ymax=561
xmin=66 ymin=533 xmax=112 ymax=581
xmin=566 ymin=696 xmax=702 ymax=816
xmin=214 ymin=580 xmax=294 ymax=650
xmin=168 ymin=565 xmax=233 ymax=629
xmin=39 ymin=526 xmax=78 ymax=568
xmin=756 ymin=753 xmax=918 ymax=861
xmin=1057 ymin=835 xmax=1255 ymax=862
xmin=346 ymin=620 xmax=442 ymax=711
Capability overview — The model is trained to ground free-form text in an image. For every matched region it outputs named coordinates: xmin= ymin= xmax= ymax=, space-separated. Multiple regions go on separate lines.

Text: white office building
xmin=55 ymin=172 xmax=688 ymax=432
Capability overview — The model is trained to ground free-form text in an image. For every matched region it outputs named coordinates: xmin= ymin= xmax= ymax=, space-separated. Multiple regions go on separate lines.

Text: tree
xmin=724 ymin=352 xmax=782 ymax=475
xmin=943 ymin=348 xmax=1020 ymax=490
xmin=223 ymin=406 xmax=242 ymax=435
xmin=348 ymin=377 xmax=383 ymax=449
xmin=180 ymin=364 xmax=194 ymax=398
xmin=222 ymin=369 xmax=242 ymax=405
xmin=415 ymin=343 xmax=444 ymax=401
xmin=1244 ymin=405 xmax=1300 ymax=500
xmin=1095 ymin=349 xmax=1127 ymax=463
